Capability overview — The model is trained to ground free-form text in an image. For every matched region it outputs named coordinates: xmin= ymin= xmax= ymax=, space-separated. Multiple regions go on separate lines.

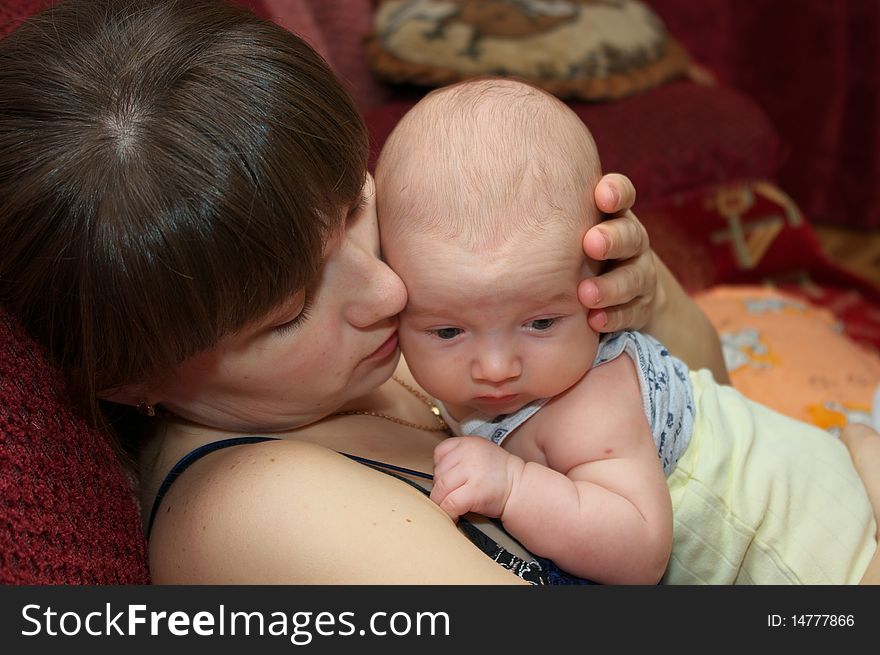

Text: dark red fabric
xmin=366 ymin=80 xmax=781 ymax=204
xmin=636 ymin=181 xmax=880 ymax=352
xmin=0 ymin=0 xmax=54 ymax=37
xmin=773 ymin=281 xmax=880 ymax=352
xmin=648 ymin=0 xmax=880 ymax=231
xmin=233 ymin=0 xmax=269 ymax=19
xmin=0 ymin=308 xmax=150 ymax=584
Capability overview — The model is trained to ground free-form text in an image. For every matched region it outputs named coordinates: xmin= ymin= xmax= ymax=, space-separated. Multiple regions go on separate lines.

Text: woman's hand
xmin=579 ymin=174 xmax=661 ymax=333
xmin=581 ymin=173 xmax=730 ymax=383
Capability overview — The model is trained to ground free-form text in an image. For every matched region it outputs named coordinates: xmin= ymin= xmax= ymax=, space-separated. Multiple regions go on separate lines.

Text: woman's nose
xmin=345 ymin=251 xmax=408 ymax=328
xmin=471 ymin=339 xmax=522 ymax=384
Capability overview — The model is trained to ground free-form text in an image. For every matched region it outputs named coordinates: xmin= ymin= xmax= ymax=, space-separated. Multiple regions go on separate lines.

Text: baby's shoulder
xmin=537 ymin=354 xmax=647 ymax=442
xmin=563 ymin=353 xmax=642 ymax=409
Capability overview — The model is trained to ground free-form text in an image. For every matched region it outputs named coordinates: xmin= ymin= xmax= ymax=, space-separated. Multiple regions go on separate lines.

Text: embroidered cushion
xmin=365 ymin=0 xmax=690 ymax=101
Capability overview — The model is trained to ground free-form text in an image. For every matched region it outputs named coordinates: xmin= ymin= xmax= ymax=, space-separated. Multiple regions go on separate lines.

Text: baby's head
xmin=376 ymin=78 xmax=603 ymax=417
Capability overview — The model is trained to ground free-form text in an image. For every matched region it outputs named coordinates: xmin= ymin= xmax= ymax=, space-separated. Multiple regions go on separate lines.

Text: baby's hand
xmin=430 ymin=436 xmax=525 ymax=521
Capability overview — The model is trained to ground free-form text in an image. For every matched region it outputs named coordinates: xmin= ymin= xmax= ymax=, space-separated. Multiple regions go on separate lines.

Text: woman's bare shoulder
xmin=148 ymin=439 xmax=342 ymax=581
xmin=148 ymin=438 xmax=524 ymax=584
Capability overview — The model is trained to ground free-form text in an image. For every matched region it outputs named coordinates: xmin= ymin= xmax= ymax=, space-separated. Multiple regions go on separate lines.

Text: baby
xmin=376 ymin=78 xmax=877 ymax=584
xmin=376 ymin=78 xmax=674 ymax=583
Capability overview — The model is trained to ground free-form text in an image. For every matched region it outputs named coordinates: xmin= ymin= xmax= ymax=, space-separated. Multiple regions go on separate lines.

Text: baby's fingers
xmin=840 ymin=423 xmax=880 ymax=537
xmin=433 ymin=436 xmax=463 ymax=464
xmin=434 ymin=486 xmax=473 ymax=522
xmin=429 ymin=471 xmax=466 ymax=521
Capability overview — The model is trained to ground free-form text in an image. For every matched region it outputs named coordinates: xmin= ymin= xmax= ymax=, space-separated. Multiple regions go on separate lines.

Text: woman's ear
xmin=99 ymin=382 xmax=156 ymax=408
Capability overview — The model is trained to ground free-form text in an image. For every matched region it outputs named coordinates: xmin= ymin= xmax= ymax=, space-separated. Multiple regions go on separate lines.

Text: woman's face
xmin=153 ymin=176 xmax=408 ymax=432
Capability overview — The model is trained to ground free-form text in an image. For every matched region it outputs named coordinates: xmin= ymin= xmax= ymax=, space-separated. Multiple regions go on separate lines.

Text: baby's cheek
xmin=397 ymin=328 xmax=437 ymax=381
xmin=396 ymin=322 xmax=420 ymax=360
xmin=399 ymin=335 xmax=462 ymax=403
xmin=538 ymin=325 xmax=599 ymax=396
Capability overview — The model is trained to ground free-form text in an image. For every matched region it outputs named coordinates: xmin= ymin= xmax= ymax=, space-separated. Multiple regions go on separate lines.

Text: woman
xmin=0 ymin=0 xmax=874 ymax=584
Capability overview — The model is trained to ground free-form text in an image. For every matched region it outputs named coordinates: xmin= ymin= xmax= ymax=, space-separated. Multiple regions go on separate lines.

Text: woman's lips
xmin=366 ymin=331 xmax=399 ymax=360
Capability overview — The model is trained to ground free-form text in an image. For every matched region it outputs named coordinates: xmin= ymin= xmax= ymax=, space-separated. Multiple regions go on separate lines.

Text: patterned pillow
xmin=365 ymin=0 xmax=690 ymax=101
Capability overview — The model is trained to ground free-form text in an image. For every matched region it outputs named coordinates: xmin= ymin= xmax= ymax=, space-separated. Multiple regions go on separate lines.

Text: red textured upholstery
xmin=0 ymin=308 xmax=150 ymax=584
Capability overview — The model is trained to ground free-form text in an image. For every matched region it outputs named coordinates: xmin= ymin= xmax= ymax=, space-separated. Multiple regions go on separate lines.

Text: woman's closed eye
xmin=272 ymin=295 xmax=313 ymax=336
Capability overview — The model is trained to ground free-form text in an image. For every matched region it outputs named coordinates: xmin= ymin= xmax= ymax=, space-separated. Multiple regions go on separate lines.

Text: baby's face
xmin=387 ymin=228 xmax=599 ymax=419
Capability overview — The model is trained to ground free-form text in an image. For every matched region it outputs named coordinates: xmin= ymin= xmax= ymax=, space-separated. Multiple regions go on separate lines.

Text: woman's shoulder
xmin=146 ymin=433 xmax=523 ymax=584
xmin=147 ymin=436 xmax=383 ymax=580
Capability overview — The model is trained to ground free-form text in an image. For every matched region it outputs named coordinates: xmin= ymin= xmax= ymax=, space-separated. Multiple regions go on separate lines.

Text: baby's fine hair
xmin=0 ymin=0 xmax=367 ymax=455
xmin=376 ymin=77 xmax=601 ymax=250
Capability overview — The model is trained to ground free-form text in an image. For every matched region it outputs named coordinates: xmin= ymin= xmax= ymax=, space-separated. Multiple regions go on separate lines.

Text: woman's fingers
xmin=587 ymin=295 xmax=652 ymax=333
xmin=579 ymin=251 xmax=656 ymax=309
xmin=583 ymin=212 xmax=650 ymax=263
xmin=582 ymin=172 xmax=658 ymax=333
xmin=594 ymin=173 xmax=637 ymax=215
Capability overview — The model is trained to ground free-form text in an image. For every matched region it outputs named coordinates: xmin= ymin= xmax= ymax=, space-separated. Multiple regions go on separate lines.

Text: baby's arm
xmin=431 ymin=356 xmax=672 ymax=584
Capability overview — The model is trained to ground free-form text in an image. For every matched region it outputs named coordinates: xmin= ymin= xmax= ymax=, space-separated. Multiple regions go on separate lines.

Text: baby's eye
xmin=431 ymin=327 xmax=463 ymax=340
xmin=527 ymin=318 xmax=556 ymax=331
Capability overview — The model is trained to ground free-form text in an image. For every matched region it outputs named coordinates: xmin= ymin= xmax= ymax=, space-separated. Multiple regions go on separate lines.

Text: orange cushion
xmin=696 ymin=285 xmax=880 ymax=434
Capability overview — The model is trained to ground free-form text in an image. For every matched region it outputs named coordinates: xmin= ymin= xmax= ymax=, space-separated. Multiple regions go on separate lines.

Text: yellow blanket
xmin=665 ymin=370 xmax=877 ymax=584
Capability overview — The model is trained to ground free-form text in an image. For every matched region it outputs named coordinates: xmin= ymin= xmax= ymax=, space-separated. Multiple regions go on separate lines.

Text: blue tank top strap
xmin=147 ymin=435 xmax=279 ymax=537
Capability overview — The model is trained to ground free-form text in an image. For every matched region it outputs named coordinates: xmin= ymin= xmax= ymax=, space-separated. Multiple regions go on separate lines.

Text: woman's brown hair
xmin=0 ymin=0 xmax=368 ymax=457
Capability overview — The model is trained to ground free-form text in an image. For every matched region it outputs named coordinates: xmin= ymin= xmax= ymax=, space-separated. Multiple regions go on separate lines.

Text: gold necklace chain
xmin=332 ymin=376 xmax=450 ymax=433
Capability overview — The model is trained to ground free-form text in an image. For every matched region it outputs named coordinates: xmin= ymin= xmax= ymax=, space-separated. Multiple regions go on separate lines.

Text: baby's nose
xmin=471 ymin=343 xmax=522 ymax=384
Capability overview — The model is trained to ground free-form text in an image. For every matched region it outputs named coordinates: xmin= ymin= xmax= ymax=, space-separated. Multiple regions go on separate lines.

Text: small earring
xmin=136 ymin=402 xmax=156 ymax=417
